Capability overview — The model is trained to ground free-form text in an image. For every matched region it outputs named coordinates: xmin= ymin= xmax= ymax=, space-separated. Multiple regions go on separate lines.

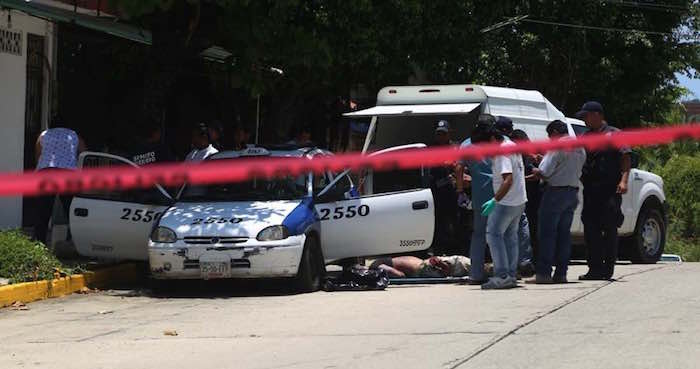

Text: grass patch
xmin=0 ymin=230 xmax=62 ymax=284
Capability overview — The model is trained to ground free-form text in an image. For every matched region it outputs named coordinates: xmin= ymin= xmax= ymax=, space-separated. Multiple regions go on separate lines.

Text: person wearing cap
xmin=480 ymin=121 xmax=528 ymax=289
xmin=531 ymin=120 xmax=586 ymax=284
xmin=459 ymin=115 xmax=496 ymax=284
xmin=495 ymin=116 xmax=514 ymax=137
xmin=494 ymin=117 xmax=535 ymax=278
xmin=186 ymin=122 xmax=219 ymax=161
xmin=429 ymin=120 xmax=461 ymax=255
xmin=576 ymin=101 xmax=631 ymax=280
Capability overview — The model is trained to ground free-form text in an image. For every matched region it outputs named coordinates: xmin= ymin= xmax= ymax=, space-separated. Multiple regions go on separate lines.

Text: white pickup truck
xmin=345 ymin=84 xmax=668 ymax=263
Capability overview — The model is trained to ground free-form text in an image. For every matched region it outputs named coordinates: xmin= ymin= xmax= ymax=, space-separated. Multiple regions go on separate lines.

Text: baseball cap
xmin=576 ymin=101 xmax=604 ymax=119
xmin=495 ymin=116 xmax=514 ymax=134
xmin=435 ymin=120 xmax=450 ymax=133
xmin=471 ymin=115 xmax=498 ymax=143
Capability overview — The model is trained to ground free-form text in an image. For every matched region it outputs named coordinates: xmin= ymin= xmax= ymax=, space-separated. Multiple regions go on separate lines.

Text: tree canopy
xmin=112 ymin=0 xmax=699 ymax=127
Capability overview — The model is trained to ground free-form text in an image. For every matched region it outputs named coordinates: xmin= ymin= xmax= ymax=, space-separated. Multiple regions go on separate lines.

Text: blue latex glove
xmin=481 ymin=198 xmax=496 ymax=216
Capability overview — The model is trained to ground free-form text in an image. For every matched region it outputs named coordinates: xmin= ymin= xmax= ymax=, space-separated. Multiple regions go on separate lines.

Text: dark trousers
xmin=536 ymin=187 xmax=578 ymax=278
xmin=35 ymin=194 xmax=72 ymax=245
xmin=582 ymin=191 xmax=622 ymax=277
xmin=433 ymin=188 xmax=458 ymax=256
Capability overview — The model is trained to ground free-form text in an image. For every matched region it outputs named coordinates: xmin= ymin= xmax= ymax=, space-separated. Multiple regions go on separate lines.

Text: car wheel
xmin=629 ymin=205 xmax=665 ymax=264
xmin=294 ymin=235 xmax=325 ymax=293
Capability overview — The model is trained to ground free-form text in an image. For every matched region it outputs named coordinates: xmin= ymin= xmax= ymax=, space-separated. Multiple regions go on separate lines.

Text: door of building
xmin=22 ymin=34 xmax=46 ymax=230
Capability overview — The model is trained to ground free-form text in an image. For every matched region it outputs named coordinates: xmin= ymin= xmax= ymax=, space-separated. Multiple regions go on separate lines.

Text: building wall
xmin=0 ymin=10 xmax=54 ymax=229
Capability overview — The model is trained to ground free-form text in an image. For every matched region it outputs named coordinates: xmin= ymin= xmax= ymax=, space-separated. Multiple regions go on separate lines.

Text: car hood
xmin=160 ymin=200 xmax=303 ymax=239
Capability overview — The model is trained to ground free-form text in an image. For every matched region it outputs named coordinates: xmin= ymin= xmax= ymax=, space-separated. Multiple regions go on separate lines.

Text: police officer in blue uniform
xmin=577 ymin=101 xmax=631 ymax=280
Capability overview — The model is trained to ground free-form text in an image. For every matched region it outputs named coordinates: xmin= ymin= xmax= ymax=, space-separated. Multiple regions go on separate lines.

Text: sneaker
xmin=505 ymin=276 xmax=518 ymax=288
xmin=535 ymin=274 xmax=554 ymax=284
xmin=482 ymin=276 xmax=516 ymax=290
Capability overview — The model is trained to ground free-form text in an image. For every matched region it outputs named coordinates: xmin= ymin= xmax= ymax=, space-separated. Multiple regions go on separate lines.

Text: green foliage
xmin=665 ymin=226 xmax=700 ymax=262
xmin=659 ymin=154 xmax=700 ymax=239
xmin=0 ymin=231 xmax=62 ymax=284
xmin=106 ymin=1 xmax=698 ymax=129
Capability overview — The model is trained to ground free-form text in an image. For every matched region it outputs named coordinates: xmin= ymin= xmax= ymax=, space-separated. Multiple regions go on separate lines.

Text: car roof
xmin=209 ymin=145 xmax=331 ymax=160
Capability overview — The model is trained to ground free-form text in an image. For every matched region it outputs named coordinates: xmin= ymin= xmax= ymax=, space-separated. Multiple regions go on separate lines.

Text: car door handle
xmin=74 ymin=208 xmax=88 ymax=217
xmin=412 ymin=201 xmax=429 ymax=210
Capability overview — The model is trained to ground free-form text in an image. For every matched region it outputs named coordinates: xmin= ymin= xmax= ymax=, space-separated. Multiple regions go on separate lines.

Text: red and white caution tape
xmin=1 ymin=124 xmax=698 ymax=198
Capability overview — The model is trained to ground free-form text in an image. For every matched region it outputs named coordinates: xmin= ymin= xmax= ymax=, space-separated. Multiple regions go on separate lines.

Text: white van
xmin=345 ymin=84 xmax=667 ymax=263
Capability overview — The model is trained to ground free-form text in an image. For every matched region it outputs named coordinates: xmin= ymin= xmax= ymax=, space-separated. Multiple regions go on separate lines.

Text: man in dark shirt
xmin=130 ymin=121 xmax=173 ymax=165
xmin=429 ymin=120 xmax=460 ymax=255
xmin=577 ymin=101 xmax=631 ymax=280
xmin=511 ymin=129 xmax=542 ymax=265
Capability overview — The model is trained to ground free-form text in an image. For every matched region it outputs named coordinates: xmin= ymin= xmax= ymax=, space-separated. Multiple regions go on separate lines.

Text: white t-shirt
xmin=186 ymin=145 xmax=218 ymax=161
xmin=491 ymin=141 xmax=527 ymax=206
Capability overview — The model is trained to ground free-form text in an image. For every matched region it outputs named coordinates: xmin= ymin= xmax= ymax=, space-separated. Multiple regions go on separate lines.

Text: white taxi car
xmin=70 ymin=146 xmax=435 ymax=292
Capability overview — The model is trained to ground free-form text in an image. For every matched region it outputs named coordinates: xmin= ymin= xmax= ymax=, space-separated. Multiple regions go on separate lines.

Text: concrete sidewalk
xmin=0 ymin=263 xmax=695 ymax=369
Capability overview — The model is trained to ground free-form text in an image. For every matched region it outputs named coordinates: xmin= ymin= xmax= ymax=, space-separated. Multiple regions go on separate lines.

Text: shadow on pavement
xmin=103 ymin=278 xmax=303 ymax=299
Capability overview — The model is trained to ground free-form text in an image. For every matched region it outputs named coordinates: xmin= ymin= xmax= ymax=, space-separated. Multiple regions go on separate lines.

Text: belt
xmin=547 ymin=185 xmax=578 ymax=191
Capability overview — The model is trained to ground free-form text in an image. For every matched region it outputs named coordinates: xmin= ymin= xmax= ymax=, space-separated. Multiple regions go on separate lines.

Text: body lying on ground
xmin=368 ymin=255 xmax=471 ymax=278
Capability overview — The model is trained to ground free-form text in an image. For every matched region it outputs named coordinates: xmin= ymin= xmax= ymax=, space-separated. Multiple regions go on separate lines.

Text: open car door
xmin=315 ymin=144 xmax=434 ymax=262
xmin=69 ymin=152 xmax=173 ymax=261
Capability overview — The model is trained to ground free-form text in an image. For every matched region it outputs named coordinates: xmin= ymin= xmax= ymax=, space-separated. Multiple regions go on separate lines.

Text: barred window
xmin=0 ymin=27 xmax=22 ymax=56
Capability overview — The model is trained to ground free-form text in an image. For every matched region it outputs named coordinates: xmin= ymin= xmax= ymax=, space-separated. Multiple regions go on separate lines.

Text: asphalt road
xmin=1 ymin=263 xmax=697 ymax=369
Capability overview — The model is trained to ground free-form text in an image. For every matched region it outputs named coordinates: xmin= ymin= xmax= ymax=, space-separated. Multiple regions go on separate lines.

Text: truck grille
xmin=183 ymin=236 xmax=248 ymax=245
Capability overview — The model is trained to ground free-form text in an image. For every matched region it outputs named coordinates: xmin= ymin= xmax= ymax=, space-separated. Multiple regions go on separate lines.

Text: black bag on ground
xmin=323 ymin=266 xmax=389 ymax=291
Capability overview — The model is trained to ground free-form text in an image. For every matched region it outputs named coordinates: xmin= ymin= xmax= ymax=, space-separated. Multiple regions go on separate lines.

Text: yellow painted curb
xmin=0 ymin=262 xmax=144 ymax=308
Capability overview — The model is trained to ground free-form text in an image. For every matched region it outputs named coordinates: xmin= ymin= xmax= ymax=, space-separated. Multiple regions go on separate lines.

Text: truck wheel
xmin=629 ymin=205 xmax=665 ymax=264
xmin=294 ymin=235 xmax=325 ymax=293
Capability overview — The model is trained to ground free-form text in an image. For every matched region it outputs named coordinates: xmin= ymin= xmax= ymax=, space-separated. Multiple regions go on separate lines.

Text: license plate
xmin=200 ymin=261 xmax=231 ymax=279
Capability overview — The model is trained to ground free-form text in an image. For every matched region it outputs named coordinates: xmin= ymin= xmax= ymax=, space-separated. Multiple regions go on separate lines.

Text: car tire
xmin=294 ymin=235 xmax=325 ymax=293
xmin=628 ymin=204 xmax=666 ymax=264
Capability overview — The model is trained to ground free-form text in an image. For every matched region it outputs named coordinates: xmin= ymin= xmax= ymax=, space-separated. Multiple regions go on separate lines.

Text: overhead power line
xmin=590 ymin=0 xmax=692 ymax=12
xmin=481 ymin=15 xmax=675 ymax=36
xmin=521 ymin=18 xmax=673 ymax=36
xmin=480 ymin=15 xmax=529 ymax=33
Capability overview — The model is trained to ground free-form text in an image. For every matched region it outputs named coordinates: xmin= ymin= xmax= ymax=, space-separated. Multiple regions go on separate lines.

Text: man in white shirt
xmin=186 ymin=123 xmax=219 ymax=161
xmin=480 ymin=126 xmax=528 ymax=289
